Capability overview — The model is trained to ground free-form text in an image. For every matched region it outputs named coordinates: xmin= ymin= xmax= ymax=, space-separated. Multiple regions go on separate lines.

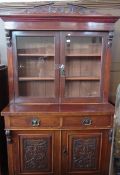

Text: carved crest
xmin=0 ymin=2 xmax=95 ymax=15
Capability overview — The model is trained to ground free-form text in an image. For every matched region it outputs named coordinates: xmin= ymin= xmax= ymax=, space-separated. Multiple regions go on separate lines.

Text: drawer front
xmin=9 ymin=115 xmax=113 ymax=129
xmin=10 ymin=116 xmax=60 ymax=128
xmin=62 ymin=115 xmax=113 ymax=128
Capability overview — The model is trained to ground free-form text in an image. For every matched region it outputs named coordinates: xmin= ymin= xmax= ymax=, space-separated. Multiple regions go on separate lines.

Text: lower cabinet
xmin=6 ymin=128 xmax=112 ymax=175
xmin=7 ymin=130 xmax=60 ymax=175
xmin=61 ymin=130 xmax=111 ymax=175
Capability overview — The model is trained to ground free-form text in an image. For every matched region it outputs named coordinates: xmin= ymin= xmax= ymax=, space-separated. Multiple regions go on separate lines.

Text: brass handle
xmin=81 ymin=118 xmax=92 ymax=126
xmin=60 ymin=64 xmax=65 ymax=76
xmin=32 ymin=119 xmax=40 ymax=127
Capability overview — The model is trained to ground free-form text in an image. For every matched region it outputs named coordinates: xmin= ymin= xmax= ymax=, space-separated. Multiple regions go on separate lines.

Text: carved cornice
xmin=1 ymin=1 xmax=120 ymax=9
xmin=0 ymin=2 xmax=119 ymax=24
xmin=0 ymin=3 xmax=91 ymax=15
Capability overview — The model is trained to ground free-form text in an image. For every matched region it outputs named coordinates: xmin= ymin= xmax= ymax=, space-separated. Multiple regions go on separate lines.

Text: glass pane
xmin=65 ymin=81 xmax=100 ymax=97
xmin=65 ymin=35 xmax=102 ymax=98
xmin=19 ymin=81 xmax=55 ymax=97
xmin=66 ymin=35 xmax=102 ymax=56
xmin=17 ymin=36 xmax=55 ymax=97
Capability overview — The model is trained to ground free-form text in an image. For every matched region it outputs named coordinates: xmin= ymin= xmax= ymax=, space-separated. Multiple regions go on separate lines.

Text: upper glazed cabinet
xmin=13 ymin=32 xmax=59 ymax=103
xmin=12 ymin=31 xmax=109 ymax=103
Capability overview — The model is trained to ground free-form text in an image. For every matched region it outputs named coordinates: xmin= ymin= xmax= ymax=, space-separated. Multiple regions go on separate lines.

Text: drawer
xmin=10 ymin=116 xmax=60 ymax=128
xmin=62 ymin=115 xmax=113 ymax=128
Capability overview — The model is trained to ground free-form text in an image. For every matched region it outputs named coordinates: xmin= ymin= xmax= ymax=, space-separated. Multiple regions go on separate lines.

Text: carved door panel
xmin=11 ymin=130 xmax=60 ymax=175
xmin=61 ymin=130 xmax=111 ymax=175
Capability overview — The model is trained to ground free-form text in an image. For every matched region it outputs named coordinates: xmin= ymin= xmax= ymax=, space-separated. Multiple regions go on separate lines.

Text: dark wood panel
xmin=0 ymin=66 xmax=9 ymax=175
xmin=21 ymin=135 xmax=52 ymax=172
xmin=0 ymin=66 xmax=8 ymax=110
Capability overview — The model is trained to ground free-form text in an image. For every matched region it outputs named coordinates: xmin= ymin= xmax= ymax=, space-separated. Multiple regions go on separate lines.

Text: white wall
xmin=0 ymin=0 xmax=75 ymax=2
xmin=0 ymin=18 xmax=7 ymax=64
xmin=109 ymin=19 xmax=120 ymax=103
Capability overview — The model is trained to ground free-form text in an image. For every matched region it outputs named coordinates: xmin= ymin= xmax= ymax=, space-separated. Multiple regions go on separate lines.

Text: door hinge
xmin=108 ymin=32 xmax=114 ymax=48
xmin=6 ymin=30 xmax=12 ymax=47
xmin=5 ymin=129 xmax=12 ymax=144
xmin=108 ymin=129 xmax=113 ymax=143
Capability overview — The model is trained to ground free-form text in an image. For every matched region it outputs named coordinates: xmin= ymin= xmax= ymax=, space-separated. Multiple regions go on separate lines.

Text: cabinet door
xmin=60 ymin=32 xmax=108 ymax=103
xmin=12 ymin=31 xmax=60 ymax=103
xmin=8 ymin=130 xmax=60 ymax=175
xmin=61 ymin=130 xmax=112 ymax=175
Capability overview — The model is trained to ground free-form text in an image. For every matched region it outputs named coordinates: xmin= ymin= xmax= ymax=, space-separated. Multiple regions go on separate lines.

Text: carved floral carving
xmin=72 ymin=137 xmax=97 ymax=169
xmin=0 ymin=3 xmax=91 ymax=15
xmin=23 ymin=137 xmax=51 ymax=171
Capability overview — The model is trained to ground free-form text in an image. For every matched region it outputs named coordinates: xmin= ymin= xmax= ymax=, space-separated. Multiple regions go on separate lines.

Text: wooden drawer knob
xmin=32 ymin=119 xmax=40 ymax=127
xmin=81 ymin=118 xmax=92 ymax=126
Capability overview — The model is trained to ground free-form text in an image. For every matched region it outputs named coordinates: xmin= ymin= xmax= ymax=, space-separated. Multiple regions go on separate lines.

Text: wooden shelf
xmin=65 ymin=77 xmax=100 ymax=81
xmin=19 ymin=77 xmax=55 ymax=81
xmin=18 ymin=53 xmax=55 ymax=57
xmin=66 ymin=53 xmax=101 ymax=57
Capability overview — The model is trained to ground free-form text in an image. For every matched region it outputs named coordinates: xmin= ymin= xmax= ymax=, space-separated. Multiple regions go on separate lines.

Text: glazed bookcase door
xmin=60 ymin=32 xmax=108 ymax=103
xmin=61 ymin=130 xmax=111 ymax=175
xmin=12 ymin=31 xmax=60 ymax=103
xmin=9 ymin=130 xmax=60 ymax=175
